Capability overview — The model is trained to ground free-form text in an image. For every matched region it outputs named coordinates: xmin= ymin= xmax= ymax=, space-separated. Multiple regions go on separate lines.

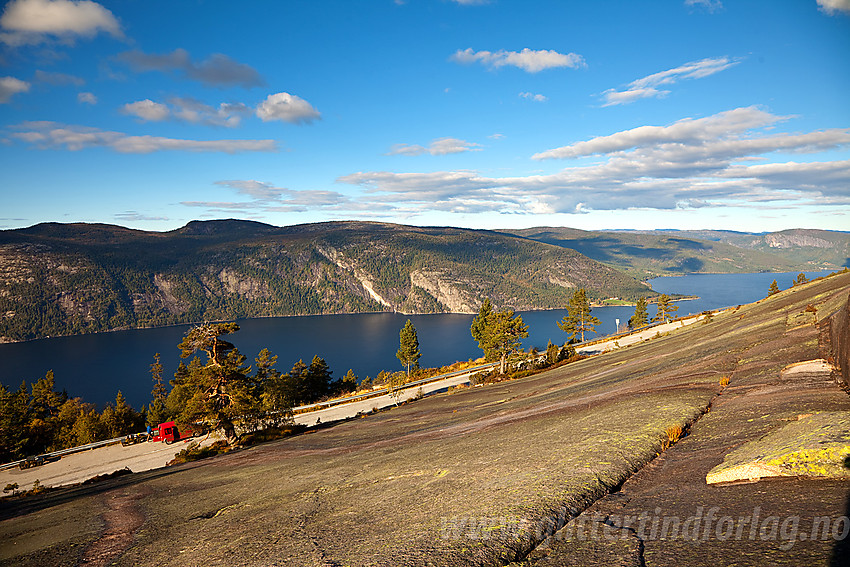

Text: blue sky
xmin=1 ymin=0 xmax=848 ymax=233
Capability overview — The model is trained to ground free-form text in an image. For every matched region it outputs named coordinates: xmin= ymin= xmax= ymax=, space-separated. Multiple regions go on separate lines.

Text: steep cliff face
xmin=0 ymin=220 xmax=652 ymax=341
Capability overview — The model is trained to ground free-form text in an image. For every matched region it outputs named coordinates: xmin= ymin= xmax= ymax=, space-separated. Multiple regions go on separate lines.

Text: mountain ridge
xmin=0 ymin=220 xmax=649 ymax=342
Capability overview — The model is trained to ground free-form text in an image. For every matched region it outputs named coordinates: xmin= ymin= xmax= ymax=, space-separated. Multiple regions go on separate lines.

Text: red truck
xmin=149 ymin=421 xmax=205 ymax=444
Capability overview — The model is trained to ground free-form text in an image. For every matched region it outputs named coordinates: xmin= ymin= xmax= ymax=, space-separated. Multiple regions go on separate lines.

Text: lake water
xmin=0 ymin=270 xmax=834 ymax=408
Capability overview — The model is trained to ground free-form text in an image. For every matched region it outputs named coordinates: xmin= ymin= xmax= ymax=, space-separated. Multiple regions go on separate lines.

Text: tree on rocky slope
xmin=558 ymin=288 xmax=601 ymax=343
xmin=175 ymin=323 xmax=261 ymax=442
xmin=651 ymin=294 xmax=678 ymax=324
xmin=471 ymin=300 xmax=529 ymax=374
xmin=396 ymin=319 xmax=421 ymax=377
xmin=629 ymin=297 xmax=649 ymax=329
xmin=768 ymin=279 xmax=780 ymax=296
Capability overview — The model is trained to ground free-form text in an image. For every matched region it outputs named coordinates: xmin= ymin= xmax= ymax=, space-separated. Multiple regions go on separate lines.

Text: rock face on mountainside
xmin=0 ymin=220 xmax=650 ymax=342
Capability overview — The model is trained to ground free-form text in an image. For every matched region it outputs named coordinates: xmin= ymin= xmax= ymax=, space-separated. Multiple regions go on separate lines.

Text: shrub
xmin=661 ymin=425 xmax=684 ymax=450
xmin=169 ymin=440 xmax=230 ymax=465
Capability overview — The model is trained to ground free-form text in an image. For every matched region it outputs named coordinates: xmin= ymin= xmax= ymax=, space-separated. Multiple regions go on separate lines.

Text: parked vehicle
xmin=121 ymin=433 xmax=148 ymax=446
xmin=19 ymin=455 xmax=45 ymax=470
xmin=148 ymin=421 xmax=206 ymax=444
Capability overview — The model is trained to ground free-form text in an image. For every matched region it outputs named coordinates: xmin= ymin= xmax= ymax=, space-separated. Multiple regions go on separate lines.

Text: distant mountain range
xmin=506 ymin=227 xmax=849 ymax=279
xmin=0 ymin=220 xmax=648 ymax=342
xmin=1 ymin=220 xmax=845 ymax=342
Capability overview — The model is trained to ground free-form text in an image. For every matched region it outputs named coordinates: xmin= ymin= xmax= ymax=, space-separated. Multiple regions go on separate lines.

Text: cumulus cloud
xmin=0 ymin=0 xmax=122 ymax=46
xmin=77 ymin=91 xmax=96 ymax=104
xmin=387 ymin=137 xmax=481 ymax=156
xmin=685 ymin=0 xmax=723 ymax=12
xmin=519 ymin=91 xmax=547 ymax=102
xmin=117 ymin=48 xmax=264 ymax=88
xmin=121 ymin=97 xmax=250 ymax=127
xmin=121 ymin=99 xmax=170 ymax=122
xmin=335 ymin=107 xmax=850 ymax=216
xmin=601 ymin=56 xmax=740 ymax=106
xmin=34 ymin=69 xmax=84 ymax=85
xmin=450 ymin=47 xmax=585 ymax=72
xmin=255 ymin=92 xmax=321 ymax=124
xmin=0 ymin=76 xmax=30 ymax=103
xmin=817 ymin=0 xmax=850 ymax=15
xmin=7 ymin=121 xmax=277 ymax=153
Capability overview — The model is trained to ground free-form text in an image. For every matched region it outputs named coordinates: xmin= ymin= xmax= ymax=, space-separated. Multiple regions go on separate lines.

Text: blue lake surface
xmin=0 ymin=270 xmax=833 ymax=408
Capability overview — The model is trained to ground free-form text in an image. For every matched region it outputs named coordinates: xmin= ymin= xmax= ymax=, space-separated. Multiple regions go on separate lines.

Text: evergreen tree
xmin=305 ymin=355 xmax=333 ymax=401
xmin=768 ymin=279 xmax=780 ymax=296
xmin=652 ymin=294 xmax=679 ymax=323
xmin=470 ymin=299 xmax=495 ymax=359
xmin=629 ymin=297 xmax=649 ymax=329
xmin=334 ymin=369 xmax=358 ymax=395
xmin=0 ymin=382 xmax=30 ymax=462
xmin=175 ymin=323 xmax=259 ymax=442
xmin=396 ymin=319 xmax=422 ymax=377
xmin=557 ymin=288 xmax=601 ymax=343
xmin=148 ymin=353 xmax=168 ymax=427
xmin=471 ymin=306 xmax=529 ymax=375
xmin=545 ymin=340 xmax=560 ymax=365
xmin=793 ymin=273 xmax=808 ymax=286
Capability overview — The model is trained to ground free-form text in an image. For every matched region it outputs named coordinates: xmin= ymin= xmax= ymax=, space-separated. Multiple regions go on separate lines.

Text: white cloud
xmin=34 ymin=69 xmax=84 ymax=85
xmin=120 ymin=97 xmax=250 ymax=127
xmin=387 ymin=137 xmax=481 ymax=156
xmin=7 ymin=121 xmax=278 ymax=153
xmin=117 ymin=48 xmax=264 ymax=88
xmin=334 ymin=107 xmax=850 ymax=216
xmin=519 ymin=91 xmax=547 ymax=102
xmin=0 ymin=0 xmax=122 ymax=46
xmin=185 ymin=180 xmax=350 ymax=213
xmin=817 ymin=0 xmax=850 ymax=15
xmin=685 ymin=0 xmax=723 ymax=12
xmin=114 ymin=211 xmax=168 ymax=222
xmin=452 ymin=0 xmax=490 ymax=4
xmin=77 ymin=91 xmax=96 ymax=104
xmin=121 ymin=99 xmax=170 ymax=122
xmin=0 ymin=76 xmax=30 ymax=103
xmin=601 ymin=56 xmax=741 ymax=106
xmin=533 ymin=106 xmax=782 ymax=160
xmin=171 ymin=98 xmax=250 ymax=127
xmin=256 ymin=92 xmax=321 ymax=124
xmin=450 ymin=47 xmax=585 ymax=73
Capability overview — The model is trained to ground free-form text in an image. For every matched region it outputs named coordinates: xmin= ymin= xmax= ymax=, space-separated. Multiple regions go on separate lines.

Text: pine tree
xmin=470 ymin=299 xmax=495 ymax=359
xmin=396 ymin=319 xmax=422 ymax=377
xmin=339 ymin=369 xmax=359 ymax=394
xmin=471 ymin=306 xmax=529 ymax=375
xmin=557 ymin=288 xmax=601 ymax=343
xmin=175 ymin=323 xmax=258 ymax=442
xmin=767 ymin=279 xmax=780 ymax=296
xmin=305 ymin=355 xmax=333 ymax=401
xmin=652 ymin=294 xmax=679 ymax=323
xmin=148 ymin=353 xmax=168 ymax=427
xmin=629 ymin=297 xmax=649 ymax=329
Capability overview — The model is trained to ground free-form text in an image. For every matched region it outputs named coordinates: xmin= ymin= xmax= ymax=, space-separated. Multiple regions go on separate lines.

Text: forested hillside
xmin=0 ymin=220 xmax=650 ymax=342
xmin=506 ymin=227 xmax=848 ymax=279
